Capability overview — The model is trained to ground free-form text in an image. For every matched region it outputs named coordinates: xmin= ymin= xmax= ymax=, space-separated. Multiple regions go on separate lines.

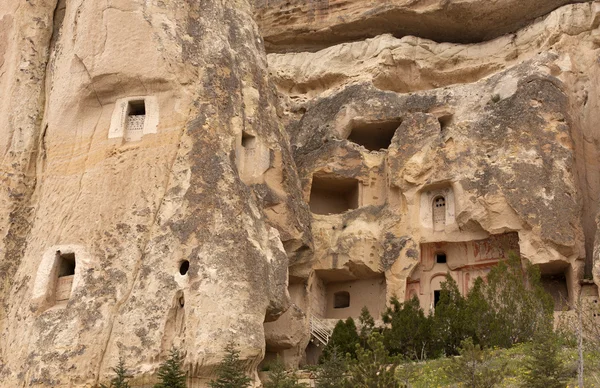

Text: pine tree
xmin=320 ymin=318 xmax=360 ymax=362
xmin=358 ymin=306 xmax=375 ymax=348
xmin=521 ymin=330 xmax=572 ymax=388
xmin=208 ymin=341 xmax=252 ymax=388
xmin=263 ymin=358 xmax=307 ymax=388
xmin=315 ymin=347 xmax=347 ymax=388
xmin=483 ymin=252 xmax=554 ymax=348
xmin=100 ymin=357 xmax=131 ymax=388
xmin=154 ymin=348 xmax=187 ymax=388
xmin=433 ymin=273 xmax=469 ymax=356
xmin=382 ymin=296 xmax=434 ymax=360
xmin=464 ymin=277 xmax=494 ymax=347
xmin=448 ymin=338 xmax=507 ymax=388
xmin=346 ymin=332 xmax=401 ymax=388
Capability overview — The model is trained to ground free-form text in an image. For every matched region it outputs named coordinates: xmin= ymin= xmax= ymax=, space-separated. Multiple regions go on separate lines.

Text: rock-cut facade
xmin=1 ymin=0 xmax=599 ymax=386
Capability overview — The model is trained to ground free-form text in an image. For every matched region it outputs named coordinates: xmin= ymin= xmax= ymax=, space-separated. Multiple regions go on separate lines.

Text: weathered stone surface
xmin=0 ymin=0 xmax=310 ymax=386
xmin=262 ymin=2 xmax=600 ymax=365
xmin=254 ymin=0 xmax=590 ymax=52
xmin=2 ymin=0 xmax=600 ymax=384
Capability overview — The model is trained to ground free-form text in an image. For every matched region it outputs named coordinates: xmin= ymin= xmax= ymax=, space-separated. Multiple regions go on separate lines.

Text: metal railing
xmin=310 ymin=315 xmax=333 ymax=346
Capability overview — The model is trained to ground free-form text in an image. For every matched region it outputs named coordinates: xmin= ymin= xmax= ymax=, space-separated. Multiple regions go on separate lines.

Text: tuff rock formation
xmin=0 ymin=0 xmax=309 ymax=386
xmin=258 ymin=0 xmax=600 ymax=368
xmin=1 ymin=0 xmax=600 ymax=386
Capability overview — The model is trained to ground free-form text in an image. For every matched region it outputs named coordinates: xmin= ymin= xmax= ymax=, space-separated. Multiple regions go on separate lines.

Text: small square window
xmin=435 ymin=253 xmax=447 ymax=264
xmin=333 ymin=291 xmax=350 ymax=309
xmin=241 ymin=131 xmax=256 ymax=148
xmin=57 ymin=252 xmax=76 ymax=277
xmin=128 ymin=100 xmax=146 ymax=116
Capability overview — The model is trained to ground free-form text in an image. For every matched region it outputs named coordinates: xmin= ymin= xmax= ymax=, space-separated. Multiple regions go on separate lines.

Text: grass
xmin=392 ymin=344 xmax=600 ymax=387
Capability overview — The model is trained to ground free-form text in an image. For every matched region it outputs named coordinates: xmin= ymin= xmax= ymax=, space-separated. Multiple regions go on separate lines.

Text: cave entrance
xmin=539 ymin=262 xmax=570 ymax=311
xmin=309 ymin=175 xmax=359 ymax=215
xmin=347 ymin=119 xmax=401 ymax=151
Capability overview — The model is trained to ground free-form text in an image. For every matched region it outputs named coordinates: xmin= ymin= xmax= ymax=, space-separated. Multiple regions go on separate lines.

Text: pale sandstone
xmin=254 ymin=0 xmax=590 ymax=53
xmin=262 ymin=2 xmax=600 ymax=366
xmin=1 ymin=0 xmax=600 ymax=385
xmin=0 ymin=0 xmax=310 ymax=386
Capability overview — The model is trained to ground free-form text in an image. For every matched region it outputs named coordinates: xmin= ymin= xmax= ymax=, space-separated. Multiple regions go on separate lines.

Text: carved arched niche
xmin=419 ymin=185 xmax=455 ymax=232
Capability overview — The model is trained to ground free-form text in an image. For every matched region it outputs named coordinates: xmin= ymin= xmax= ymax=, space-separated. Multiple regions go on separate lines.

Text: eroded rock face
xmin=0 ymin=0 xmax=310 ymax=386
xmin=261 ymin=1 xmax=599 ymax=366
xmin=253 ymin=0 xmax=588 ymax=53
xmin=2 ymin=0 xmax=600 ymax=384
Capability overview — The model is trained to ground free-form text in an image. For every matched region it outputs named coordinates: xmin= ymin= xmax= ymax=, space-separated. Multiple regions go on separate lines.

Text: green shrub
xmin=320 ymin=318 xmax=360 ymax=362
xmin=482 ymin=252 xmax=554 ymax=348
xmin=448 ymin=338 xmax=507 ymax=388
xmin=433 ymin=273 xmax=470 ymax=356
xmin=315 ymin=346 xmax=347 ymax=388
xmin=154 ymin=348 xmax=187 ymax=388
xmin=358 ymin=306 xmax=375 ymax=348
xmin=263 ymin=358 xmax=306 ymax=388
xmin=208 ymin=342 xmax=252 ymax=388
xmin=382 ymin=296 xmax=435 ymax=360
xmin=100 ymin=357 xmax=131 ymax=388
xmin=521 ymin=330 xmax=572 ymax=388
xmin=346 ymin=332 xmax=401 ymax=388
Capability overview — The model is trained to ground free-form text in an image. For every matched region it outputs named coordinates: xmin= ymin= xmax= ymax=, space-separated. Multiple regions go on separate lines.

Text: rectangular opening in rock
xmin=435 ymin=253 xmax=447 ymax=264
xmin=309 ymin=175 xmax=359 ymax=215
xmin=438 ymin=114 xmax=453 ymax=131
xmin=128 ymin=99 xmax=146 ymax=115
xmin=333 ymin=291 xmax=350 ymax=309
xmin=347 ymin=119 xmax=402 ymax=151
xmin=241 ymin=131 xmax=257 ymax=149
xmin=55 ymin=252 xmax=75 ymax=302
xmin=316 ymin=271 xmax=386 ymax=320
xmin=125 ymin=100 xmax=146 ymax=142
xmin=539 ymin=262 xmax=570 ymax=311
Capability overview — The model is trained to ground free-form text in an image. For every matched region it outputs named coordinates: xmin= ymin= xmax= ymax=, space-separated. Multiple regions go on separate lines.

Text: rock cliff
xmin=1 ymin=0 xmax=600 ymax=386
xmin=258 ymin=0 xmax=600 ymax=368
xmin=0 ymin=0 xmax=309 ymax=386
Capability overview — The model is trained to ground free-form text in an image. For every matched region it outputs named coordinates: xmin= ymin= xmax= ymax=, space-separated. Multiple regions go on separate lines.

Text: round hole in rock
xmin=179 ymin=260 xmax=190 ymax=276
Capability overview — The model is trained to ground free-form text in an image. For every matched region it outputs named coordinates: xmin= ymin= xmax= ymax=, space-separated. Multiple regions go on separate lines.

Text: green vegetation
xmin=479 ymin=253 xmax=553 ymax=348
xmin=263 ymin=358 xmax=307 ymax=388
xmin=521 ymin=330 xmax=572 ymax=388
xmin=382 ymin=296 xmax=434 ymax=360
xmin=154 ymin=348 xmax=187 ymax=388
xmin=391 ymin=343 xmax=586 ymax=387
xmin=314 ymin=347 xmax=347 ymax=388
xmin=320 ymin=318 xmax=360 ymax=362
xmin=381 ymin=253 xmax=553 ymax=361
xmin=358 ymin=306 xmax=375 ymax=348
xmin=345 ymin=333 xmax=402 ymax=388
xmin=100 ymin=357 xmax=131 ymax=388
xmin=447 ymin=338 xmax=507 ymax=388
xmin=208 ymin=342 xmax=252 ymax=388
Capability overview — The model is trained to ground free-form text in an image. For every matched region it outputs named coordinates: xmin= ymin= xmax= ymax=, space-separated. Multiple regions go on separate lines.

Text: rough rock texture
xmin=254 ymin=0 xmax=589 ymax=52
xmin=260 ymin=1 xmax=600 ymax=366
xmin=2 ymin=0 xmax=600 ymax=385
xmin=0 ymin=0 xmax=310 ymax=386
